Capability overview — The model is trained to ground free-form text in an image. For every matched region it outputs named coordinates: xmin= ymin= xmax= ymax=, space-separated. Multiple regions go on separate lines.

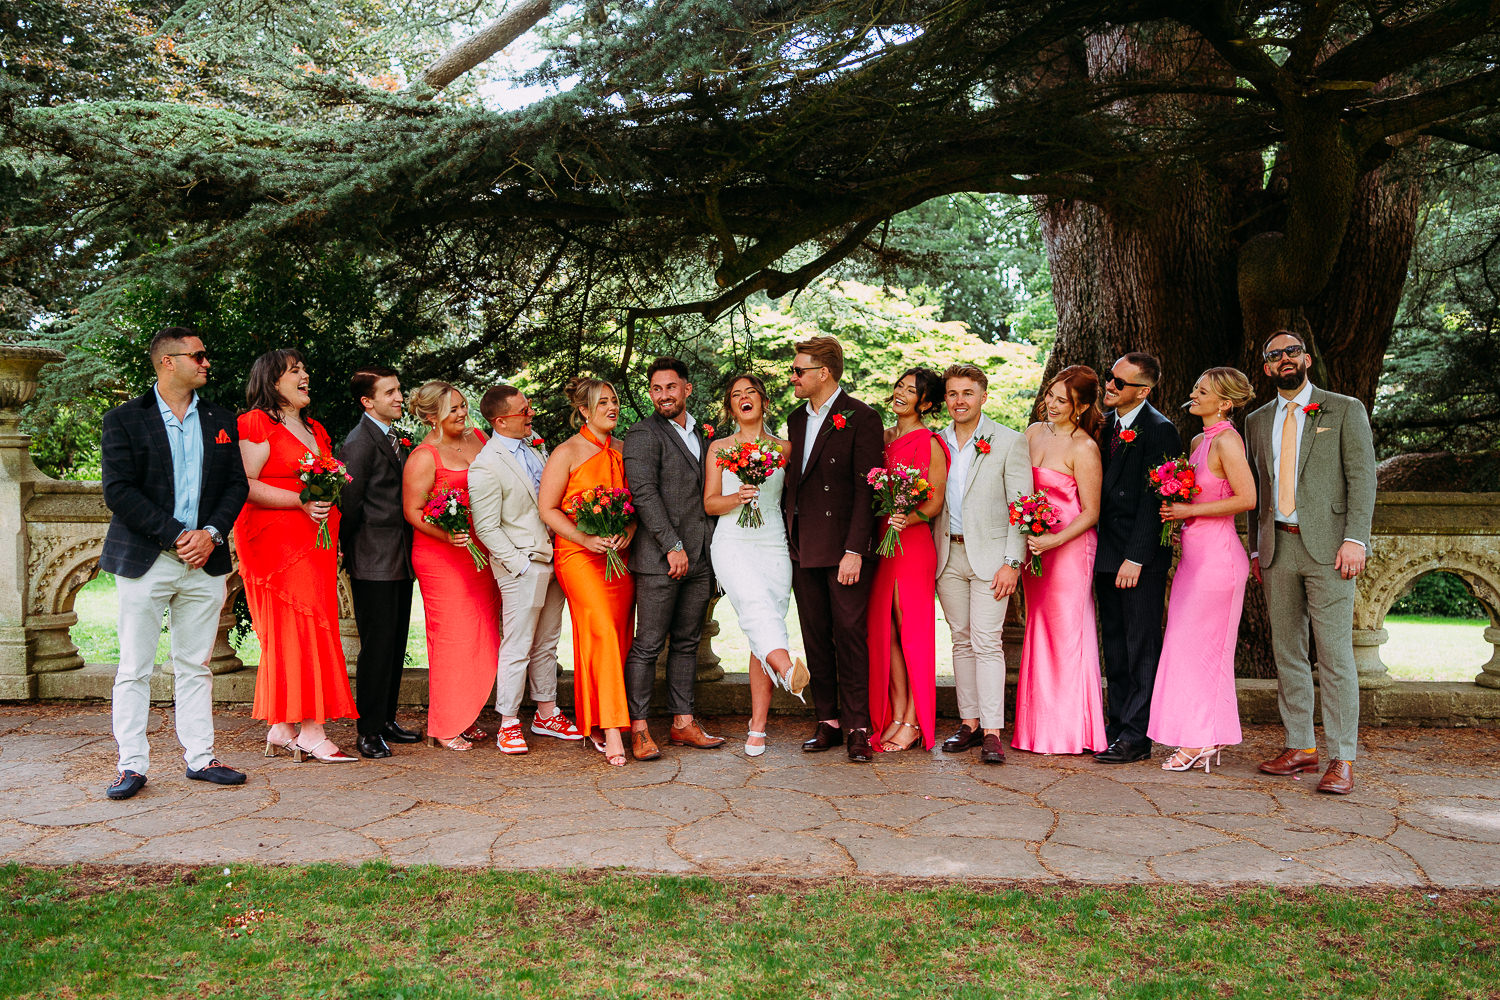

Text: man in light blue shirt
xmin=155 ymin=386 xmax=203 ymax=539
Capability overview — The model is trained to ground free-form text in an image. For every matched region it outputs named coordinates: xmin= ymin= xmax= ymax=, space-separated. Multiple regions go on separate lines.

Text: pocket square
xmin=1315 ymin=426 xmax=1332 ymax=433
xmin=215 ymin=429 xmax=232 ymax=444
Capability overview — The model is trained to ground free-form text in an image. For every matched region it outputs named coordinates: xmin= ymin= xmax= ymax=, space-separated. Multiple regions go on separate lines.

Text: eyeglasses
xmin=1264 ymin=345 xmax=1306 ymax=362
xmin=789 ymin=365 xmax=826 ymax=377
xmin=164 ymin=351 xmax=210 ymax=365
xmin=1106 ymin=374 xmax=1150 ymax=390
xmin=494 ymin=405 xmax=535 ymax=420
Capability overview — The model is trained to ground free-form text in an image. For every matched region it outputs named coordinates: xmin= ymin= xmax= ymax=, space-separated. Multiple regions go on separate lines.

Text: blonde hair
xmin=564 ymin=376 xmax=617 ymax=429
xmin=1198 ymin=367 xmax=1254 ymax=415
xmin=794 ymin=335 xmax=845 ymax=381
xmin=409 ymin=380 xmax=462 ymax=428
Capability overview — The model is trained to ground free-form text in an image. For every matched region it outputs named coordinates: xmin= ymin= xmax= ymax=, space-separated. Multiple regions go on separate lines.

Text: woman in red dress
xmin=401 ymin=381 xmax=501 ymax=751
xmin=236 ymin=349 xmax=358 ymax=763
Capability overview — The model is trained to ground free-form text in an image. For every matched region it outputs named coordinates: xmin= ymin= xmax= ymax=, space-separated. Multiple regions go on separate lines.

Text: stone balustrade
xmin=1 ymin=346 xmax=1496 ymax=724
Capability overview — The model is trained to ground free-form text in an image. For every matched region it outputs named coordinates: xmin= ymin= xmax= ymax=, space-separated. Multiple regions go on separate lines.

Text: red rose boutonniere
xmin=529 ymin=435 xmax=545 ymax=449
xmin=974 ymin=434 xmax=993 ymax=455
xmin=1118 ymin=428 xmax=1137 ymax=446
xmin=702 ymin=423 xmax=715 ymax=440
xmin=398 ymin=436 xmax=412 ymax=448
xmin=1302 ymin=403 xmax=1321 ymax=416
xmin=829 ymin=409 xmax=854 ymax=430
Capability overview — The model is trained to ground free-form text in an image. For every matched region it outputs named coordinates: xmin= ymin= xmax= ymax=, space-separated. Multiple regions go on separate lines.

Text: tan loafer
xmin=668 ymin=720 xmax=726 ymax=749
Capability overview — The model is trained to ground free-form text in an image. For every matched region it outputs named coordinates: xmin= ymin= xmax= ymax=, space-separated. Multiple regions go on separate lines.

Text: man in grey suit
xmin=1247 ymin=330 xmax=1376 ymax=795
xmin=934 ymin=364 xmax=1034 ymax=764
xmin=338 ymin=367 xmax=420 ymax=759
xmin=622 ymin=357 xmax=724 ymax=758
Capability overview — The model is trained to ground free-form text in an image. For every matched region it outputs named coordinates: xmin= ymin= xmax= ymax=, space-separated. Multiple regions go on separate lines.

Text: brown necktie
xmin=1277 ymin=401 xmax=1297 ymax=518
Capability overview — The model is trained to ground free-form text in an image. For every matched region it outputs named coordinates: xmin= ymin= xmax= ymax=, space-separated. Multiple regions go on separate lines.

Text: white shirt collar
xmin=805 ymin=386 xmax=843 ymax=418
xmin=1115 ymin=402 xmax=1144 ymax=429
xmin=1280 ymin=382 xmax=1315 ymax=409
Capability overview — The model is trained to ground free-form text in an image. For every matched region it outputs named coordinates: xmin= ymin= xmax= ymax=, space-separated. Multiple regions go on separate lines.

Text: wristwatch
xmin=670 ymin=541 xmax=684 ymax=553
xmin=205 ymin=526 xmax=224 ymax=547
xmin=1002 ymin=556 xmax=1023 ymax=569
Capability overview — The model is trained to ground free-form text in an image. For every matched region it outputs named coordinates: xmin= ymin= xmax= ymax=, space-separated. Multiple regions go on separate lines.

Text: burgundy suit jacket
xmin=782 ymin=389 xmax=884 ymax=567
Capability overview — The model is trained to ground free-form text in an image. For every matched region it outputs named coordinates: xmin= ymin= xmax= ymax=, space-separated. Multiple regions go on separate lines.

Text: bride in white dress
xmin=704 ymin=374 xmax=809 ymax=756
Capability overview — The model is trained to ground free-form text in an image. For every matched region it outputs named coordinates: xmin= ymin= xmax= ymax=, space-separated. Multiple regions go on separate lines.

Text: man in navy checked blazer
xmin=100 ymin=327 xmax=249 ymax=800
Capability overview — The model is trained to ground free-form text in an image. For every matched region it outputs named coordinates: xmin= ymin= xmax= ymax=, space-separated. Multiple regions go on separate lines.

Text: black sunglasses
xmin=1106 ymin=374 xmax=1150 ymax=390
xmin=1264 ymin=345 xmax=1306 ymax=362
xmin=164 ymin=351 xmax=210 ymax=365
xmin=790 ymin=365 xmax=826 ymax=377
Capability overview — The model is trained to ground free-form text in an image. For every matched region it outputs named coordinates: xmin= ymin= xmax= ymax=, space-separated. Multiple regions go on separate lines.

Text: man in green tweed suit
xmin=1246 ymin=330 xmax=1377 ymax=795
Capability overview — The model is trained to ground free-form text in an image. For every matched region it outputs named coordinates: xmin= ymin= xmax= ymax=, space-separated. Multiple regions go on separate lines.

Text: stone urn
xmin=0 ymin=344 xmax=66 ymax=482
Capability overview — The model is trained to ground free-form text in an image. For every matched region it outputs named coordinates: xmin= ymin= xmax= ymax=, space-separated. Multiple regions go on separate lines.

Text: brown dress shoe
xmin=667 ymin=720 xmax=726 ymax=749
xmin=1316 ymin=759 xmax=1354 ymax=795
xmin=1259 ymin=747 xmax=1319 ymax=776
xmin=631 ymin=728 xmax=662 ymax=761
xmin=979 ymin=733 xmax=1006 ymax=765
xmin=941 ymin=724 xmax=983 ymax=753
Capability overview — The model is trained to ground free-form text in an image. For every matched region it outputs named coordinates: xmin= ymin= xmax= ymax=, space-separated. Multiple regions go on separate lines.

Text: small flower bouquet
xmin=867 ymin=464 xmax=933 ymax=557
xmin=1148 ymin=454 xmax=1202 ymax=545
xmin=298 ymin=452 xmax=352 ymax=549
xmin=1008 ymin=489 xmax=1063 ymax=576
xmin=423 ymin=487 xmax=488 ymax=571
xmin=716 ymin=439 xmax=787 ymax=528
xmin=564 ymin=486 xmax=635 ymax=580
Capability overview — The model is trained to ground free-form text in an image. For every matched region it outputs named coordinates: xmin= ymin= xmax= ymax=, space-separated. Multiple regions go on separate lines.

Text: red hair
xmin=1037 ymin=364 xmax=1104 ymax=440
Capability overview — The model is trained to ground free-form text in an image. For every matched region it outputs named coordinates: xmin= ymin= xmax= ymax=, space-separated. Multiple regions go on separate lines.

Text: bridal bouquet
xmin=564 ymin=486 xmax=635 ymax=581
xmin=1007 ymin=489 xmax=1062 ymax=576
xmin=867 ymin=464 xmax=933 ymax=557
xmin=297 ymin=452 xmax=352 ymax=549
xmin=423 ymin=487 xmax=488 ymax=571
xmin=715 ymin=439 xmax=787 ymax=529
xmin=1148 ymin=454 xmax=1201 ymax=545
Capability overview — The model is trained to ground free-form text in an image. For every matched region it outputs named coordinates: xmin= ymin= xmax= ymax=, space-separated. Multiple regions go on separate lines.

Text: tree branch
xmin=418 ymin=0 xmax=554 ymax=95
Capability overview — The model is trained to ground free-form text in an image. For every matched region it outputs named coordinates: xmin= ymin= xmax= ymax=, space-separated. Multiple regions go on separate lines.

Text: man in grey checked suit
xmin=1247 ymin=330 xmax=1376 ymax=795
xmin=622 ymin=357 xmax=724 ymax=758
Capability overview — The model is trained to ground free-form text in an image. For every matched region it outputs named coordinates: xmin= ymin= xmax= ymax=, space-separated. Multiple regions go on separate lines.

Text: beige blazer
xmin=934 ymin=416 xmax=1035 ymax=580
xmin=468 ymin=433 xmax=554 ymax=580
xmin=1245 ymin=386 xmax=1376 ymax=566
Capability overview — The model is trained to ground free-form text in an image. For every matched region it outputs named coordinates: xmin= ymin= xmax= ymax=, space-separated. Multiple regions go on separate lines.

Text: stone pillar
xmin=26 ymin=611 xmax=83 ymax=673
xmin=1476 ymin=626 xmax=1500 ymax=689
xmin=1353 ymin=627 xmax=1393 ymax=689
xmin=696 ymin=594 xmax=724 ymax=682
xmin=0 ymin=346 xmax=65 ymax=699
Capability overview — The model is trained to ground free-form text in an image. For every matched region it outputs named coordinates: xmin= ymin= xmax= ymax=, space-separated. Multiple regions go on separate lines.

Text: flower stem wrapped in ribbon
xmin=1007 ymin=489 xmax=1063 ymax=576
xmin=297 ymin=451 xmax=352 ymax=549
xmin=563 ymin=486 xmax=635 ymax=581
xmin=715 ymin=439 xmax=787 ymax=528
xmin=1147 ymin=454 xmax=1202 ymax=545
xmin=422 ymin=487 xmax=488 ymax=571
xmin=867 ymin=464 xmax=933 ymax=557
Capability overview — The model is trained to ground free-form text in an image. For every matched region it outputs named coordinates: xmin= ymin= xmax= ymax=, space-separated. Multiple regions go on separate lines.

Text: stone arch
xmin=1357 ymin=541 xmax=1500 ymax=631
xmin=26 ymin=533 xmax=104 ymax=616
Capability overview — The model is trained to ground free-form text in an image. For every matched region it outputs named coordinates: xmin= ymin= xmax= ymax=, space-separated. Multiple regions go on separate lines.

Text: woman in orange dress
xmin=538 ymin=377 xmax=636 ymax=766
xmin=401 ymin=381 xmax=501 ymax=751
xmin=236 ymin=349 xmax=358 ymax=763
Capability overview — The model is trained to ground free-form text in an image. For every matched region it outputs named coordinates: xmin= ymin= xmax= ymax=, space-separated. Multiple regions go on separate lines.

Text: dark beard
xmin=1273 ymin=369 xmax=1306 ymax=392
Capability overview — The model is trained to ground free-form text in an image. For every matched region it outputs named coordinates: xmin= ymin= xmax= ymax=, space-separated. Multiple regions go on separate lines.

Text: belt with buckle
xmin=161 ymin=548 xmax=187 ymax=564
xmin=950 ymin=534 xmax=966 ymax=545
xmin=1274 ymin=522 xmax=1301 ymax=535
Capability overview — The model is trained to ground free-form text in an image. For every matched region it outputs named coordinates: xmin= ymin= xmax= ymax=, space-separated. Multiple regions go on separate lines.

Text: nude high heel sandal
xmin=744 ymin=730 xmax=768 ymax=757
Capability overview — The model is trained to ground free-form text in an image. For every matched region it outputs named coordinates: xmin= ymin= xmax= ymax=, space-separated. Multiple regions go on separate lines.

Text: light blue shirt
xmin=504 ymin=434 xmax=544 ymax=493
xmin=155 ymin=386 xmax=202 ymax=535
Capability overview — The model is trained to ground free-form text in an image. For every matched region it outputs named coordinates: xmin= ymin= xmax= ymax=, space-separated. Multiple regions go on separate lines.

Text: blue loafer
xmin=185 ymin=759 xmax=246 ymax=785
xmin=106 ymin=770 xmax=147 ymax=800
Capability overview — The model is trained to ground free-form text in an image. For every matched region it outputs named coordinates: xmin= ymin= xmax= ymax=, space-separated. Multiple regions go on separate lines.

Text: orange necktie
xmin=1277 ymin=400 xmax=1297 ymax=518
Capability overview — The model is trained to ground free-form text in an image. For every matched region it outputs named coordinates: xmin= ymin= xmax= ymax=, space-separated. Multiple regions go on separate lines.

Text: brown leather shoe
xmin=979 ymin=733 xmax=1006 ymax=765
xmin=667 ymin=720 xmax=726 ymax=749
xmin=941 ymin=724 xmax=983 ymax=753
xmin=1258 ymin=747 xmax=1320 ymax=776
xmin=1316 ymin=759 xmax=1354 ymax=795
xmin=631 ymin=728 xmax=662 ymax=761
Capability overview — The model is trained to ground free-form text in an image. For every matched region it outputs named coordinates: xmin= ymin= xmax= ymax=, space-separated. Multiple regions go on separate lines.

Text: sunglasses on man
xmin=1263 ymin=345 xmax=1306 ymax=362
xmin=164 ymin=351 xmax=211 ymax=365
xmin=1105 ymin=374 xmax=1150 ymax=390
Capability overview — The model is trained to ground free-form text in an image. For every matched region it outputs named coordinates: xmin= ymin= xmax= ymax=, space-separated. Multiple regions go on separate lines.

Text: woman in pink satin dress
xmin=867 ymin=368 xmax=950 ymax=752
xmin=1013 ymin=365 xmax=1107 ymax=755
xmin=1149 ymin=368 xmax=1257 ymax=773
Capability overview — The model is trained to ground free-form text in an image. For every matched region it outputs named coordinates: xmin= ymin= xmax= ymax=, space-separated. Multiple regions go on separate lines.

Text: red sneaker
xmin=497 ymin=723 xmax=529 ymax=755
xmin=530 ymin=713 xmax=583 ymax=741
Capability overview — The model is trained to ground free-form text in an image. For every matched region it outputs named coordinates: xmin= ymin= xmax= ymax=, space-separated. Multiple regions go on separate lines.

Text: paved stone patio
xmin=2 ymin=705 xmax=1497 ymax=886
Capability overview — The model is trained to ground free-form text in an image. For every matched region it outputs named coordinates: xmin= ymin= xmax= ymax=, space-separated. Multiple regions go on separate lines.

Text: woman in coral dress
xmin=539 ymin=377 xmax=636 ymax=766
xmin=867 ymin=368 xmax=950 ymax=752
xmin=401 ymin=381 xmax=501 ymax=751
xmin=236 ymin=349 xmax=358 ymax=763
xmin=1149 ymin=367 xmax=1257 ymax=773
xmin=1013 ymin=365 xmax=1107 ymax=755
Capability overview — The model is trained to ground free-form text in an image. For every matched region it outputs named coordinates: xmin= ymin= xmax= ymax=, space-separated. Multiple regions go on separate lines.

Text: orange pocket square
xmin=215 ymin=429 xmax=232 ymax=444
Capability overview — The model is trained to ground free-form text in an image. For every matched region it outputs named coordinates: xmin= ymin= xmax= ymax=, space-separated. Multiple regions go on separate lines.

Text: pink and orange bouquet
xmin=1008 ymin=489 xmax=1063 ymax=576
xmin=564 ymin=486 xmax=635 ymax=580
xmin=1148 ymin=454 xmax=1201 ymax=545
xmin=867 ymin=464 xmax=933 ymax=557
xmin=423 ymin=487 xmax=488 ymax=571
xmin=715 ymin=438 xmax=787 ymax=528
xmin=297 ymin=451 xmax=352 ymax=549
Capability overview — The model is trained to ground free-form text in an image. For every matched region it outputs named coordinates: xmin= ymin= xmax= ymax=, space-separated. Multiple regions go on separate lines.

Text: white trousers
xmin=935 ymin=542 xmax=1012 ymax=730
xmin=112 ymin=552 xmax=226 ymax=773
xmin=494 ymin=560 xmax=565 ymax=718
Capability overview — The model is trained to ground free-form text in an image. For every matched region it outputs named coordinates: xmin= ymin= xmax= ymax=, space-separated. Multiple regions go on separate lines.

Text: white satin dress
xmin=710 ymin=465 xmax=793 ymax=663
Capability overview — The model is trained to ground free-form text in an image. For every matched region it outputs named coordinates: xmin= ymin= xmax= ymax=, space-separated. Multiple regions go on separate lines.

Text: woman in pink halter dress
xmin=1149 ymin=368 xmax=1258 ymax=773
xmin=1013 ymin=366 xmax=1107 ymax=755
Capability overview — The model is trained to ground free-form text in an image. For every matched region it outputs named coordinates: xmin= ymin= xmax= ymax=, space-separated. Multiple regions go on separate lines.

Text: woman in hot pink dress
xmin=1149 ymin=368 xmax=1257 ymax=773
xmin=867 ymin=368 xmax=949 ymax=752
xmin=402 ymin=381 xmax=501 ymax=751
xmin=1013 ymin=366 xmax=1107 ymax=755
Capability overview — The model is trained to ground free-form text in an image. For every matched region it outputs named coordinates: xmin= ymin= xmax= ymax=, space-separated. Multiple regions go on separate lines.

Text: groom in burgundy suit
xmin=783 ymin=336 xmax=884 ymax=762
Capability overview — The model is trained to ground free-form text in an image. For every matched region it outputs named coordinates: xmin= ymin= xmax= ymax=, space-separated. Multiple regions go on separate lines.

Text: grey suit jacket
xmin=623 ymin=412 xmax=714 ymax=575
xmin=934 ymin=416 xmax=1034 ymax=580
xmin=468 ymin=433 xmax=554 ymax=580
xmin=1245 ymin=386 xmax=1376 ymax=566
xmin=337 ymin=415 xmax=413 ymax=581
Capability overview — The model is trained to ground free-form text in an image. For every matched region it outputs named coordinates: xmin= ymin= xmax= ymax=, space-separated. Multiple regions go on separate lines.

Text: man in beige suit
xmin=470 ymin=385 xmax=583 ymax=754
xmin=935 ymin=364 xmax=1035 ymax=764
xmin=1246 ymin=331 xmax=1376 ymax=795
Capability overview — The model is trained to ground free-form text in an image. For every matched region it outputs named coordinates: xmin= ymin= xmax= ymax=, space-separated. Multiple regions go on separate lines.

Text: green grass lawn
xmin=1 ymin=865 xmax=1494 ymax=999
